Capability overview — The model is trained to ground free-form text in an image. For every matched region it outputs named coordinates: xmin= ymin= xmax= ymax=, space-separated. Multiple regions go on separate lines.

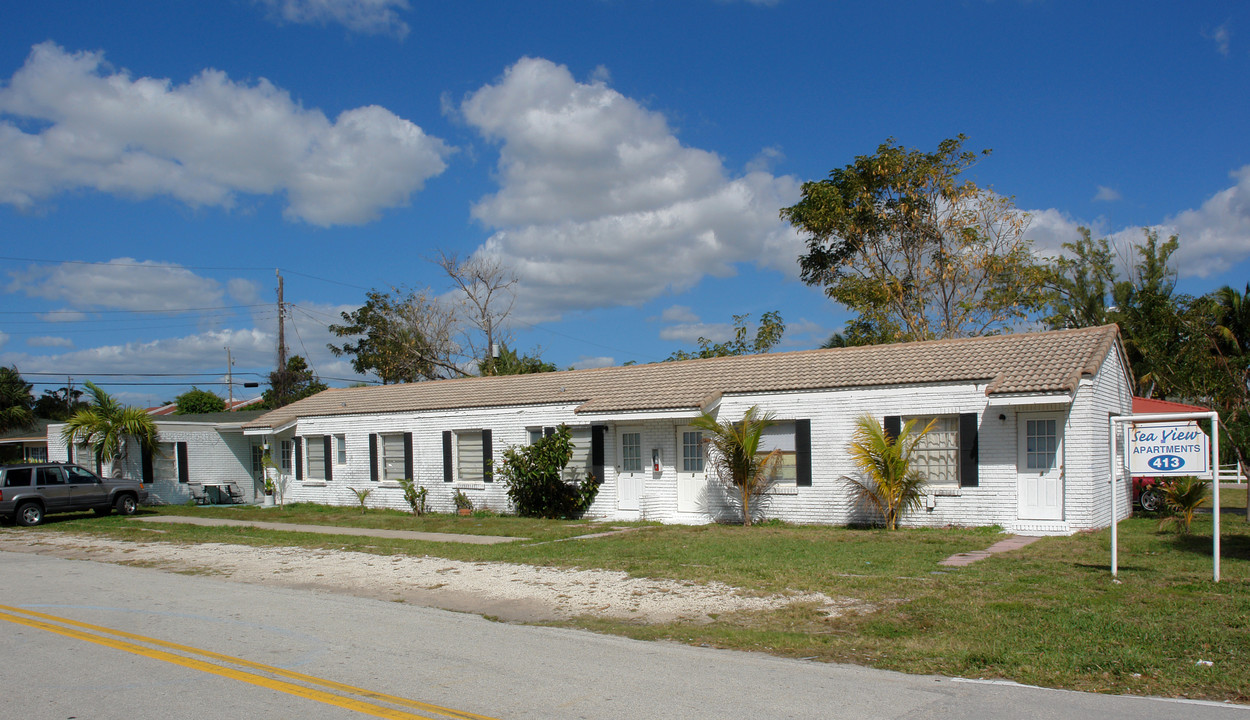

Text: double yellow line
xmin=0 ymin=604 xmax=498 ymax=720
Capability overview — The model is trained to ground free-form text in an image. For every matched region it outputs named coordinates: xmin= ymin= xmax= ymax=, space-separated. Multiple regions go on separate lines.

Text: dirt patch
xmin=0 ymin=530 xmax=846 ymax=623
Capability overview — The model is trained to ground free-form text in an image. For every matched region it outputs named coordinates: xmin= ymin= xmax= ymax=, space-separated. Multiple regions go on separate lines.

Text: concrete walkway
xmin=939 ymin=534 xmax=1043 ymax=567
xmin=135 ymin=515 xmax=524 ymax=545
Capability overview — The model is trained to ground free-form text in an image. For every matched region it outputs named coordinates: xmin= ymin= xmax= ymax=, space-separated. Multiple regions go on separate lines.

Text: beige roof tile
xmin=245 ymin=325 xmax=1122 ymax=429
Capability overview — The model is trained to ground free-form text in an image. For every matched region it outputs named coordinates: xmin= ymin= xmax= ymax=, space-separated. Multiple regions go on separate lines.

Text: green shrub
xmin=499 ymin=424 xmax=601 ymax=519
xmin=397 ymin=478 xmax=428 ymax=516
xmin=453 ymin=489 xmax=474 ymax=511
xmin=1157 ymin=475 xmax=1208 ymax=534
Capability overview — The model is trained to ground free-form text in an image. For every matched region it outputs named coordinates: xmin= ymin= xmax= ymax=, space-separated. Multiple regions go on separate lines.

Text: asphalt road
xmin=0 ymin=550 xmax=1244 ymax=720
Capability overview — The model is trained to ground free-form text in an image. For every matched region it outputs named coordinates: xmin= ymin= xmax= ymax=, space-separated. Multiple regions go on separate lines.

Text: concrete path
xmin=135 ymin=515 xmax=524 ymax=545
xmin=939 ymin=535 xmax=1043 ymax=567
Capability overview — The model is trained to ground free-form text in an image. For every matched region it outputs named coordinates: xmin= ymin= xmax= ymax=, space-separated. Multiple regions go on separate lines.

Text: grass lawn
xmin=21 ymin=502 xmax=1250 ymax=703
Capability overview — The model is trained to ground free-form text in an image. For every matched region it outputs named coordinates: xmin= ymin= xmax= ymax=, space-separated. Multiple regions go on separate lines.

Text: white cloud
xmin=0 ymin=42 xmax=450 ymax=226
xmin=1093 ymin=185 xmax=1122 ymax=202
xmin=658 ymin=322 xmax=733 ymax=344
xmin=1208 ymin=21 xmax=1231 ymax=56
xmin=745 ymin=146 xmax=785 ymax=173
xmin=228 ymin=278 xmax=262 ymax=305
xmin=0 ymin=331 xmax=7 ymax=349
xmin=1024 ymin=164 xmax=1250 ymax=279
xmin=36 ymin=309 xmax=88 ymax=323
xmin=256 ymin=0 xmax=411 ymax=38
xmin=570 ymin=355 xmax=614 ymax=370
xmin=460 ymin=57 xmax=802 ymax=317
xmin=8 ymin=259 xmax=225 ymax=312
xmin=1 ymin=327 xmax=272 ymax=377
xmin=27 ymin=336 xmax=73 ymax=348
xmin=658 ymin=305 xmax=700 ymax=323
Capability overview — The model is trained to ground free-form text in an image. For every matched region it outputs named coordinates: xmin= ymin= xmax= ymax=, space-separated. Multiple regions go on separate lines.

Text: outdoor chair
xmin=188 ymin=483 xmax=210 ymax=505
xmin=225 ymin=484 xmax=246 ymax=504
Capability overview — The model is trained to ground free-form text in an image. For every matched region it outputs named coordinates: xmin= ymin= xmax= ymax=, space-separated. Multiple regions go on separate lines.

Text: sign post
xmin=1109 ymin=411 xmax=1220 ymax=582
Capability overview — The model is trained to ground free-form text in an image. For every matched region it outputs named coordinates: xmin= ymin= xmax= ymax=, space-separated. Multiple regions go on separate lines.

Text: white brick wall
xmin=245 ymin=348 xmax=1136 ymax=534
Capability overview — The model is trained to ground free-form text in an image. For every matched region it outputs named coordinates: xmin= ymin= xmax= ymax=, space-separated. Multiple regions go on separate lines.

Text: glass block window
xmin=621 ymin=432 xmax=642 ymax=473
xmin=682 ymin=431 xmax=704 ymax=473
xmin=908 ymin=416 xmax=959 ymax=486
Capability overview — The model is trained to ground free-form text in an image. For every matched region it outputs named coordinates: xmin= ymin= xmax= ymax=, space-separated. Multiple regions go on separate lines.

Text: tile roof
xmin=244 ymin=324 xmax=1123 ymax=430
xmin=1132 ymin=397 xmax=1208 ymax=414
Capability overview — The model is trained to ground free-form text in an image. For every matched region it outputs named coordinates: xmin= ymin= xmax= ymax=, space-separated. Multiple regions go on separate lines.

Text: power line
xmin=0 ymin=304 xmax=268 ymax=316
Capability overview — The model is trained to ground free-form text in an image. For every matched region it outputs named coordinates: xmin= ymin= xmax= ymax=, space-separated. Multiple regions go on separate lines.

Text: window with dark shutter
xmin=482 ymin=429 xmax=493 ymax=482
xmin=442 ymin=431 xmax=452 ymax=482
xmin=295 ymin=438 xmax=303 ymax=481
xmin=369 ymin=434 xmax=379 ymax=482
xmin=795 ymin=419 xmax=812 ymax=487
xmin=141 ymin=447 xmax=153 ymax=484
xmin=403 ymin=432 xmax=413 ymax=480
xmin=323 ymin=435 xmax=333 ymax=482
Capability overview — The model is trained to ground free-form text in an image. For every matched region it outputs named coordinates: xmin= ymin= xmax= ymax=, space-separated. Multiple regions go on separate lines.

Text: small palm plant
xmin=845 ymin=414 xmax=936 ymax=530
xmin=348 ymin=487 xmax=372 ymax=515
xmin=691 ymin=405 xmax=780 ymax=527
xmin=1157 ymin=476 xmax=1208 ymax=535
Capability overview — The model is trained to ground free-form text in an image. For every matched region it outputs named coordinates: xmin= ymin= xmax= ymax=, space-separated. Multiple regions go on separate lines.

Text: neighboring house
xmin=242 ymin=325 xmax=1133 ymax=535
xmin=46 ymin=410 xmax=269 ymax=505
xmin=146 ymin=397 xmax=264 ymax=416
xmin=0 ymin=419 xmax=51 ymax=463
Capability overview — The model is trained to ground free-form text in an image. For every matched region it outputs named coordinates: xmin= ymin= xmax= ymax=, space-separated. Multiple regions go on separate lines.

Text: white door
xmin=1018 ymin=413 xmax=1064 ymax=520
xmin=676 ymin=426 xmax=707 ymax=513
xmin=617 ymin=429 xmax=644 ymax=511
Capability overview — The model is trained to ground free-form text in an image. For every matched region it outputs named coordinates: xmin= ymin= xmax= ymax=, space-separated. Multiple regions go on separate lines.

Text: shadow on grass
xmin=1164 ymin=532 xmax=1250 ymax=561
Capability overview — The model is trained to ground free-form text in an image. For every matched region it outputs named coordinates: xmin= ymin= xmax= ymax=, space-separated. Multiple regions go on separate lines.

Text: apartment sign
xmin=1128 ymin=421 xmax=1210 ymax=476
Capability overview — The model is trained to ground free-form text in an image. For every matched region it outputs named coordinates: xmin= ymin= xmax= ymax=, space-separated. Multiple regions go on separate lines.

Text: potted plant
xmin=261 ymin=449 xmax=278 ymax=507
xmin=453 ymin=489 xmax=474 ymax=516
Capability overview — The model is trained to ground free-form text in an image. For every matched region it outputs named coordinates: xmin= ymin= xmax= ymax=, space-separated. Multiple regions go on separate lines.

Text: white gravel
xmin=0 ymin=531 xmax=851 ymax=623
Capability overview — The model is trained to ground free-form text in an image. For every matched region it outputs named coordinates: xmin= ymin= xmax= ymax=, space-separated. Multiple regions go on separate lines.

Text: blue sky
xmin=2 ymin=1 xmax=1248 ymax=407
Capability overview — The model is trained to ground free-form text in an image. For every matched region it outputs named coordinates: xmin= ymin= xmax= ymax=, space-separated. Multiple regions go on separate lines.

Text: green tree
xmin=328 ymin=287 xmax=463 ymax=384
xmin=61 ymin=381 xmax=159 ymax=475
xmin=821 ymin=317 xmax=902 ymax=348
xmin=668 ymin=311 xmax=785 ymax=361
xmin=781 ymin=135 xmax=1048 ymax=341
xmin=478 ymin=343 xmax=557 ymax=376
xmin=34 ymin=385 xmax=87 ymax=421
xmin=1109 ymin=230 xmax=1189 ymax=398
xmin=1208 ymin=283 xmax=1250 ymax=519
xmin=0 ymin=366 xmax=35 ymax=433
xmin=174 ymin=387 xmax=226 ymax=415
xmin=691 ymin=405 xmax=780 ymax=526
xmin=1042 ymin=227 xmax=1116 ymax=330
xmin=844 ymin=414 xmax=935 ymax=530
xmin=262 ymin=356 xmax=328 ymax=409
xmin=499 ymin=425 xmax=601 ymax=519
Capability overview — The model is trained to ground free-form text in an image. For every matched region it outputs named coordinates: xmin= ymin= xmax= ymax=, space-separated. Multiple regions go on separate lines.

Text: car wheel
xmin=1139 ymin=487 xmax=1163 ymax=512
xmin=114 ymin=494 xmax=137 ymax=516
xmin=16 ymin=502 xmax=43 ymax=527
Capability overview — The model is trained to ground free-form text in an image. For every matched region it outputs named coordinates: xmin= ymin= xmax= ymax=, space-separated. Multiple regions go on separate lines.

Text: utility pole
xmin=275 ymin=269 xmax=287 ymax=405
xmin=225 ymin=346 xmax=234 ymax=408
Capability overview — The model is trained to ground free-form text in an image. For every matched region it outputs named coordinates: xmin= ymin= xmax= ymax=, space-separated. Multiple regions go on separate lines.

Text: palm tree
xmin=691 ymin=405 xmax=780 ymax=526
xmin=0 ymin=366 xmax=35 ymax=433
xmin=1158 ymin=476 xmax=1208 ymax=535
xmin=61 ymin=381 xmax=159 ymax=476
xmin=845 ymin=414 xmax=936 ymax=530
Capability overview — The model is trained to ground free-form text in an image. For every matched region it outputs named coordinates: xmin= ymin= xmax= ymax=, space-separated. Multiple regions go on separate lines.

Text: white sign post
xmin=1109 ymin=411 xmax=1220 ymax=583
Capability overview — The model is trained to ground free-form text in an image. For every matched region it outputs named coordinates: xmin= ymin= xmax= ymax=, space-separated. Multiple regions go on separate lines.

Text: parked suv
xmin=0 ymin=462 xmax=148 ymax=527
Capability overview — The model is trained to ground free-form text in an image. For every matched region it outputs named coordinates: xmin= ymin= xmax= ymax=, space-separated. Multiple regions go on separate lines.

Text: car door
xmin=35 ymin=466 xmax=70 ymax=510
xmin=65 ymin=465 xmax=109 ymax=510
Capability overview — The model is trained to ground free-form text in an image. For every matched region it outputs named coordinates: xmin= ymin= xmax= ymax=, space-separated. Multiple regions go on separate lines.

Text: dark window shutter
xmin=544 ymin=426 xmax=555 ymax=438
xmin=176 ymin=442 xmax=189 ymax=483
xmin=795 ymin=419 xmax=812 ymax=487
xmin=323 ymin=436 xmax=333 ymax=482
xmin=66 ymin=438 xmax=73 ymax=463
xmin=369 ymin=434 xmax=379 ymax=482
xmin=442 ymin=431 xmax=453 ymax=482
xmin=403 ymin=432 xmax=413 ymax=480
xmin=884 ymin=416 xmax=901 ymax=444
xmin=141 ymin=446 xmax=154 ymax=484
xmin=959 ymin=412 xmax=979 ymax=487
xmin=295 ymin=438 xmax=303 ymax=480
xmin=482 ymin=429 xmax=493 ymax=482
xmin=591 ymin=425 xmax=606 ymax=483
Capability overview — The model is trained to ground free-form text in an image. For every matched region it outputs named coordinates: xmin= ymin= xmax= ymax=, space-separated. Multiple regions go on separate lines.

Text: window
xmin=457 ymin=431 xmax=485 ymax=482
xmin=280 ymin=440 xmax=292 ymax=472
xmin=528 ymin=428 xmax=544 ymax=445
xmin=1025 ymin=418 xmax=1059 ymax=470
xmin=621 ymin=432 xmax=642 ymax=473
xmin=381 ymin=433 xmax=406 ymax=482
xmin=760 ymin=422 xmax=797 ymax=486
xmin=155 ymin=442 xmax=177 ymax=482
xmin=37 ymin=467 xmax=64 ymax=485
xmin=681 ymin=430 xmax=704 ymax=473
xmin=251 ymin=444 xmax=265 ymax=476
xmin=65 ymin=466 xmax=98 ymax=484
xmin=26 ymin=447 xmax=47 ymax=462
xmin=4 ymin=468 xmax=33 ymax=487
xmin=908 ymin=415 xmax=959 ymax=486
xmin=307 ymin=435 xmax=326 ymax=480
xmin=336 ymin=435 xmax=347 ymax=465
